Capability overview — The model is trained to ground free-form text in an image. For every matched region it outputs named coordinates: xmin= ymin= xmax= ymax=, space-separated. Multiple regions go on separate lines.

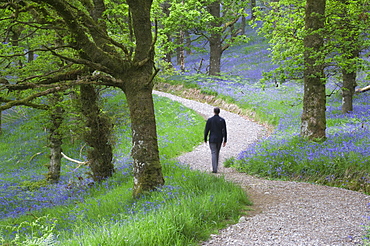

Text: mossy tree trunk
xmin=124 ymin=83 xmax=163 ymax=198
xmin=80 ymin=84 xmax=114 ymax=182
xmin=300 ymin=0 xmax=327 ymax=140
xmin=125 ymin=0 xmax=164 ymax=197
xmin=47 ymin=93 xmax=64 ymax=183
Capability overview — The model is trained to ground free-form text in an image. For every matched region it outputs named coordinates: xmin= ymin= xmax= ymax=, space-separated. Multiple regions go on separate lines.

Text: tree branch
xmin=0 ymin=87 xmax=64 ymax=111
xmin=0 ymin=97 xmax=48 ymax=110
xmin=43 ymin=45 xmax=112 ymax=74
xmin=61 ymin=152 xmax=90 ymax=170
xmin=31 ymin=0 xmax=125 ymax=74
xmin=2 ymin=71 xmax=123 ymax=92
xmin=356 ymin=85 xmax=370 ymax=93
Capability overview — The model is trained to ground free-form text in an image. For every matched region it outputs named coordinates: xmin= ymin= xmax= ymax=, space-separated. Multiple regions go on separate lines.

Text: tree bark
xmin=161 ymin=2 xmax=173 ymax=65
xmin=124 ymin=82 xmax=164 ymax=198
xmin=177 ymin=30 xmax=186 ymax=72
xmin=342 ymin=68 xmax=356 ymax=113
xmin=126 ymin=0 xmax=165 ymax=197
xmin=337 ymin=2 xmax=359 ymax=114
xmin=80 ymin=84 xmax=114 ymax=182
xmin=47 ymin=93 xmax=64 ymax=183
xmin=208 ymin=0 xmax=222 ymax=76
xmin=300 ymin=0 xmax=327 ymax=140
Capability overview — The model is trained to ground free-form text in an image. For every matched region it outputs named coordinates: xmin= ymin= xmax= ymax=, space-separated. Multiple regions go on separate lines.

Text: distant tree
xmin=208 ymin=0 xmax=223 ymax=75
xmin=301 ymin=0 xmax=327 ymax=140
xmin=255 ymin=0 xmax=369 ymax=114
xmin=159 ymin=0 xmax=249 ymax=75
xmin=325 ymin=0 xmax=369 ymax=113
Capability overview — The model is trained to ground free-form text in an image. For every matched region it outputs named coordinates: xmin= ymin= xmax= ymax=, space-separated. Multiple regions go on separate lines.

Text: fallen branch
xmin=61 ymin=152 xmax=90 ymax=171
xmin=28 ymin=152 xmax=43 ymax=164
xmin=356 ymin=85 xmax=370 ymax=93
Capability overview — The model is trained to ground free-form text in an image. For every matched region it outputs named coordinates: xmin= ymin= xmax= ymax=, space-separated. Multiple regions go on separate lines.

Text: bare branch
xmin=61 ymin=152 xmax=90 ymax=170
xmin=356 ymin=85 xmax=370 ymax=93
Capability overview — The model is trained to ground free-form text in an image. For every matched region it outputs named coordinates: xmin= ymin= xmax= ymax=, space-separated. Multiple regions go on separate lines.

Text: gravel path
xmin=154 ymin=91 xmax=370 ymax=246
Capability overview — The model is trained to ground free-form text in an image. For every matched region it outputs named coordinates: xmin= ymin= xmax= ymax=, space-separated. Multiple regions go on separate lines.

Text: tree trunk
xmin=185 ymin=30 xmax=192 ymax=55
xmin=47 ymin=93 xmax=64 ymax=183
xmin=123 ymin=80 xmax=164 ymax=198
xmin=208 ymin=0 xmax=222 ymax=76
xmin=300 ymin=0 xmax=327 ymax=140
xmin=342 ymin=69 xmax=356 ymax=113
xmin=177 ymin=30 xmax=185 ymax=72
xmin=126 ymin=0 xmax=165 ymax=198
xmin=161 ymin=2 xmax=173 ymax=65
xmin=80 ymin=84 xmax=114 ymax=182
xmin=250 ymin=0 xmax=256 ymax=21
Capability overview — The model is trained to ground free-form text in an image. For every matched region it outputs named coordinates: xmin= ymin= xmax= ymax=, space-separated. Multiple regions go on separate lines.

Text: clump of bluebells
xmin=0 ymin=160 xmax=133 ymax=219
xmin=232 ymin=86 xmax=370 ymax=193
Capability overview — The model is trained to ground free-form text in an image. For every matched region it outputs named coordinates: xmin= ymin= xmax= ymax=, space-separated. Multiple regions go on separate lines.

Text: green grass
xmin=60 ymin=162 xmax=249 ymax=245
xmin=0 ymin=89 xmax=250 ymax=245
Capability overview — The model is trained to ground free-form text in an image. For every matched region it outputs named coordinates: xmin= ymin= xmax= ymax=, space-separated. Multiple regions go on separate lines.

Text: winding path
xmin=154 ymin=90 xmax=370 ymax=246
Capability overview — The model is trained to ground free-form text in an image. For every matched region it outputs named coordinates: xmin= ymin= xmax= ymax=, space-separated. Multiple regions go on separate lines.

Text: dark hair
xmin=214 ymin=107 xmax=220 ymax=114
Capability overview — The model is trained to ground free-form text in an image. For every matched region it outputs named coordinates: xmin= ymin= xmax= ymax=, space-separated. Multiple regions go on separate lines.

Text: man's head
xmin=214 ymin=107 xmax=220 ymax=115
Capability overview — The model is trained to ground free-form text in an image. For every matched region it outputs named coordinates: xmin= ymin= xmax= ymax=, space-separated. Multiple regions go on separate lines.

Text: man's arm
xmin=222 ymin=119 xmax=227 ymax=146
xmin=204 ymin=119 xmax=210 ymax=143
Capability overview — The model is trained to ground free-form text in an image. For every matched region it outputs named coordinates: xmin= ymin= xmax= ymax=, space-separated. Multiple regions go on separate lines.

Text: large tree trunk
xmin=124 ymin=83 xmax=164 ymax=198
xmin=300 ymin=0 xmax=327 ymax=140
xmin=127 ymin=0 xmax=164 ymax=198
xmin=208 ymin=0 xmax=222 ymax=76
xmin=46 ymin=93 xmax=64 ymax=183
xmin=80 ymin=84 xmax=114 ymax=182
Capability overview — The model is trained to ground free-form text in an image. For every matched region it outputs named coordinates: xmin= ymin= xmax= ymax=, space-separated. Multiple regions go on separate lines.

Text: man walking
xmin=204 ymin=107 xmax=227 ymax=173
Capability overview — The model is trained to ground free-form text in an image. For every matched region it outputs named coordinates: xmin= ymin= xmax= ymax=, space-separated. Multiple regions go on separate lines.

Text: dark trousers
xmin=209 ymin=142 xmax=222 ymax=173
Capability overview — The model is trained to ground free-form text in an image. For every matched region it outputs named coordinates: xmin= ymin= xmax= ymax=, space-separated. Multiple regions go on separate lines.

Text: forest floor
xmin=154 ymin=90 xmax=370 ymax=246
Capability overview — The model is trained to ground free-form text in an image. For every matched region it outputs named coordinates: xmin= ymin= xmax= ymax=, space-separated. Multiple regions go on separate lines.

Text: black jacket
xmin=204 ymin=115 xmax=227 ymax=143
